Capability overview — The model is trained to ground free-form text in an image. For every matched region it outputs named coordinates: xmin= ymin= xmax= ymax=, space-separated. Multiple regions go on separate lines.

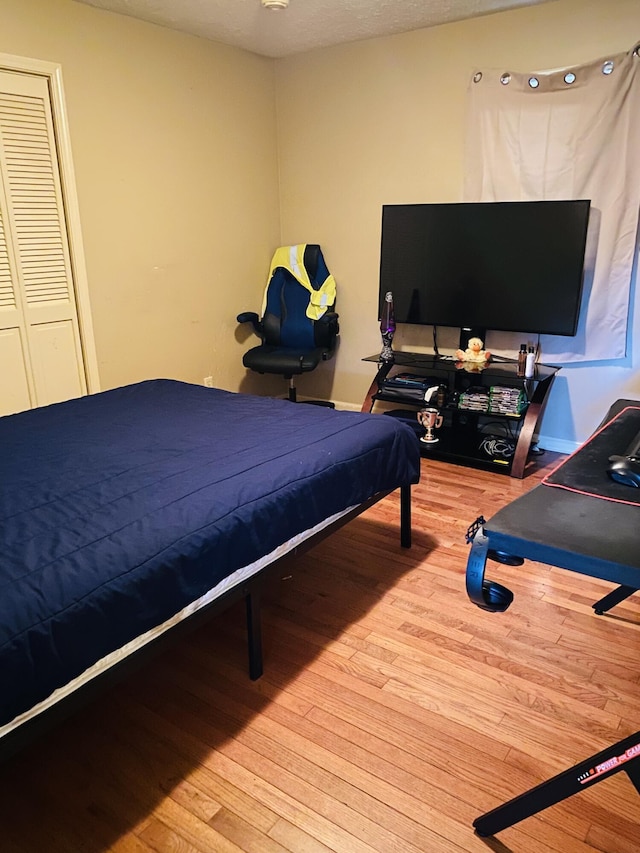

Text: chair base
xmin=285 ymin=378 xmax=334 ymax=408
xmin=299 ymin=400 xmax=335 ymax=408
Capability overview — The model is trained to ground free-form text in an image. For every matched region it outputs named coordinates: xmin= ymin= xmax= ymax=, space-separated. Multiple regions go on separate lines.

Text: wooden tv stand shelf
xmin=361 ymin=352 xmax=560 ymax=478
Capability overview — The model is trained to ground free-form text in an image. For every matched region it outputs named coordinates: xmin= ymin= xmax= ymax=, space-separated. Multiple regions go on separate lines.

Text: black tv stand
xmin=361 ymin=351 xmax=559 ymax=478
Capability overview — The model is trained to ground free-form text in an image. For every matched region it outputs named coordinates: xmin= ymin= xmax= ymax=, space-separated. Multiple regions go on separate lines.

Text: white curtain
xmin=464 ymin=43 xmax=640 ymax=363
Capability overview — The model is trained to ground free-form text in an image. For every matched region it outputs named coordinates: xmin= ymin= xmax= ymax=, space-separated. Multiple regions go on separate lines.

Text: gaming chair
xmin=237 ymin=244 xmax=339 ymax=404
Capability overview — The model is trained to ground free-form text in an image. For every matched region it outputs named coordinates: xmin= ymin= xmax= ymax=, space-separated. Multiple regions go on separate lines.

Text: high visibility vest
xmin=262 ymin=244 xmax=336 ymax=321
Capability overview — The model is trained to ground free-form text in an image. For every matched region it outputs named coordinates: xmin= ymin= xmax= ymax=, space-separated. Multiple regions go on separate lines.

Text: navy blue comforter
xmin=1 ymin=380 xmax=420 ymax=727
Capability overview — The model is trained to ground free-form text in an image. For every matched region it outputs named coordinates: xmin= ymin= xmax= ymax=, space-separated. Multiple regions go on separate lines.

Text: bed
xmin=1 ymin=379 xmax=420 ymax=758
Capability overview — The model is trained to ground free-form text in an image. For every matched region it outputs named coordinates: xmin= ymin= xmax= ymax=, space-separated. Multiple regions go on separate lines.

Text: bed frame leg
xmin=400 ymin=484 xmax=411 ymax=549
xmin=245 ymin=589 xmax=264 ymax=680
xmin=242 ymin=485 xmax=411 ymax=680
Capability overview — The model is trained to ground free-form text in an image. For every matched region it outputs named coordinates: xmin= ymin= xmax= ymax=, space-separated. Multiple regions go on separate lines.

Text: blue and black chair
xmin=237 ymin=244 xmax=339 ymax=405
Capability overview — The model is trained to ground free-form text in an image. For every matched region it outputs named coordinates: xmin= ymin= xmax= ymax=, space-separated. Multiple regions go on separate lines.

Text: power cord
xmin=480 ymin=420 xmax=517 ymax=440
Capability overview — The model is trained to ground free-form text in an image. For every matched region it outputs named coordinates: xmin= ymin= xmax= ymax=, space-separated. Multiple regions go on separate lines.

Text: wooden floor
xmin=2 ymin=454 xmax=640 ymax=852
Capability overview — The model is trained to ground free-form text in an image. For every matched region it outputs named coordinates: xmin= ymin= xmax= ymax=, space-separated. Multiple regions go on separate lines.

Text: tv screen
xmin=378 ymin=200 xmax=591 ymax=337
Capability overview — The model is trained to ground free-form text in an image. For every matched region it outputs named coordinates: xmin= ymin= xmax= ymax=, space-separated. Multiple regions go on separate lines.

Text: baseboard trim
xmin=536 ymin=435 xmax=580 ymax=455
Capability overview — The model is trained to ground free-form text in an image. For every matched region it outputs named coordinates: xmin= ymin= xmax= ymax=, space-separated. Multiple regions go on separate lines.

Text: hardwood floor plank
xmin=208 ymin=808 xmax=292 ymax=853
xmin=109 ymin=835 xmax=156 ymax=853
xmin=266 ymin=818 xmax=337 ymax=853
xmin=2 ymin=453 xmax=639 ymax=851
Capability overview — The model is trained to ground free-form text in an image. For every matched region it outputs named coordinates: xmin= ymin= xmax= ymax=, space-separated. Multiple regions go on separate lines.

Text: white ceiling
xmin=74 ymin=0 xmax=558 ymax=59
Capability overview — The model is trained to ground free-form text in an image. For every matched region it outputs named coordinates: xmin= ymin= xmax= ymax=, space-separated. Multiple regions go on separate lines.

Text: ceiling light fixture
xmin=261 ymin=0 xmax=289 ymax=9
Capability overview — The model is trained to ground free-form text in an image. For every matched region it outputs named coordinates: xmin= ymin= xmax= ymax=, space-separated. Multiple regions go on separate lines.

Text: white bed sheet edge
xmin=1 ymin=504 xmax=357 ymax=740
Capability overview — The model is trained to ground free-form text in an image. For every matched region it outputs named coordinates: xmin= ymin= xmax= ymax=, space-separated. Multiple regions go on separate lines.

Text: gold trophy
xmin=417 ymin=407 xmax=443 ymax=444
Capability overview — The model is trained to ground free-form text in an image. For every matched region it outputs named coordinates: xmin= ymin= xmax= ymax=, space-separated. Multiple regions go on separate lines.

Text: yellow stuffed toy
xmin=455 ymin=336 xmax=491 ymax=363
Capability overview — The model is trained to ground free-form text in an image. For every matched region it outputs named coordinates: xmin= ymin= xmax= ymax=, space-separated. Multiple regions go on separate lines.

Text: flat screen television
xmin=378 ymin=200 xmax=591 ymax=339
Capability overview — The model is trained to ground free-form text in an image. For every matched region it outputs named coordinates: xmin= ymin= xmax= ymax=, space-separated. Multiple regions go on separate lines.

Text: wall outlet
xmin=203 ymin=376 xmax=214 ymax=388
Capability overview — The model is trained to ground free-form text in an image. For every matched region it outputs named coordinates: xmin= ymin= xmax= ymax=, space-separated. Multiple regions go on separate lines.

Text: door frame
xmin=0 ymin=51 xmax=100 ymax=394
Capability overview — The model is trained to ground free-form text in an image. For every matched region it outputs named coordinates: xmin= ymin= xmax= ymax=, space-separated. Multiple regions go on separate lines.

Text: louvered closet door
xmin=0 ymin=70 xmax=86 ymax=416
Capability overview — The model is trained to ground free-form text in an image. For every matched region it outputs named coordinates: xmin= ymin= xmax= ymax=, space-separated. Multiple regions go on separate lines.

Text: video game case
xmin=382 ymin=372 xmax=442 ymax=389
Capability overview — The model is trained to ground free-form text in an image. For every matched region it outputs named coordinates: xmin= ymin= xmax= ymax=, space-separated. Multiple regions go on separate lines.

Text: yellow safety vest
xmin=262 ymin=244 xmax=336 ymax=321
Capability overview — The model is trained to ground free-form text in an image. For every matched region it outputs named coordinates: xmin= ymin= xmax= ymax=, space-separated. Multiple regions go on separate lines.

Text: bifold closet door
xmin=0 ymin=69 xmax=86 ymax=417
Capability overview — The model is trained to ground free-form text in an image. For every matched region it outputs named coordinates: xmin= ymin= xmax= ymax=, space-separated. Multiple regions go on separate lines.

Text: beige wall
xmin=1 ymin=0 xmax=638 ymax=445
xmin=0 ymin=0 xmax=280 ymax=393
xmin=276 ymin=0 xmax=640 ymax=445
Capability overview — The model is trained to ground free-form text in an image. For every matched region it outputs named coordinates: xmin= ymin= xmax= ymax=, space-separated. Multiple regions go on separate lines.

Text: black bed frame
xmin=0 ymin=484 xmax=411 ymax=762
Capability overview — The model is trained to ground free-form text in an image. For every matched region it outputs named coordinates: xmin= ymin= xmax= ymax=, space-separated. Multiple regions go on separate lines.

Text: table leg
xmin=593 ymin=584 xmax=637 ymax=615
xmin=360 ymin=360 xmax=392 ymax=413
xmin=473 ymin=730 xmax=640 ymax=837
xmin=510 ymin=373 xmax=555 ymax=479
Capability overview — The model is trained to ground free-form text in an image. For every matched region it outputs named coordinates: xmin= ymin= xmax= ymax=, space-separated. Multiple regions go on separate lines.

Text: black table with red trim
xmin=464 ymin=398 xmax=640 ymax=837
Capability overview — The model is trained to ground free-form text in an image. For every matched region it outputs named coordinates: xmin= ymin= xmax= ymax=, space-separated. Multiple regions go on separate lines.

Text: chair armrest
xmin=316 ymin=311 xmax=339 ymax=349
xmin=317 ymin=311 xmax=339 ymax=329
xmin=237 ymin=312 xmax=263 ymax=338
